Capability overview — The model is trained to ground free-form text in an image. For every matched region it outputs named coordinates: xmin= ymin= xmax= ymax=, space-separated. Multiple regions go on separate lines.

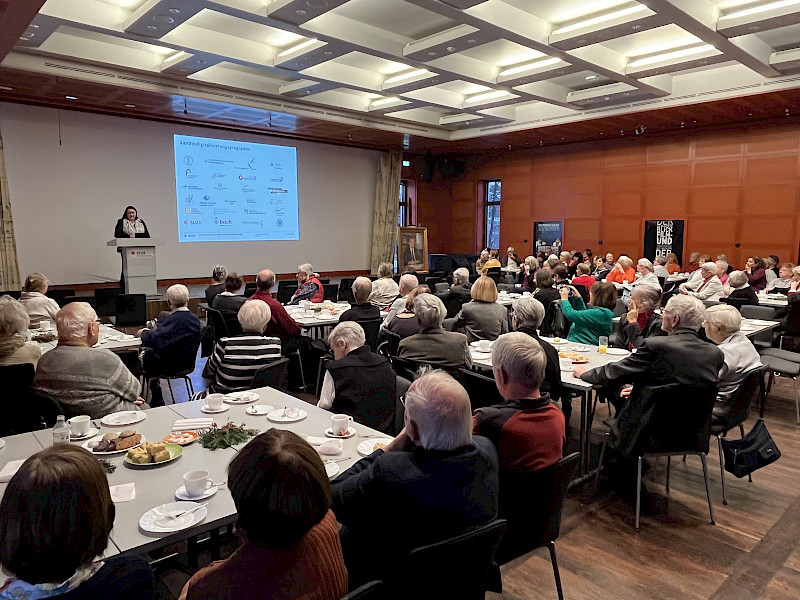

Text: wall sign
xmin=533 ymin=221 xmax=563 ymax=256
xmin=644 ymin=220 xmax=684 ymax=265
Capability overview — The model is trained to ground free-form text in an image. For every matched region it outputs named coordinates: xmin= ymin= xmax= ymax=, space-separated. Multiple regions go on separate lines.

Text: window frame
xmin=484 ymin=179 xmax=501 ymax=250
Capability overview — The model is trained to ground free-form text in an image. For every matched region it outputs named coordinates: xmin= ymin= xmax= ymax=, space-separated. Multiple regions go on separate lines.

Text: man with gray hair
xmin=679 ymin=261 xmax=724 ymax=301
xmin=653 ymin=256 xmax=670 ymax=279
xmin=382 ymin=272 xmax=419 ymax=329
xmin=331 ymin=369 xmax=499 ymax=586
xmin=340 ymin=277 xmax=381 ymax=323
xmin=368 ymin=262 xmax=400 ymax=309
xmin=33 ymin=302 xmax=144 ymax=418
xmin=473 ymin=332 xmax=565 ymax=474
xmin=398 ymin=293 xmax=471 ymax=368
xmin=703 ymin=304 xmax=762 ymax=403
xmin=136 ymin=284 xmax=202 ymax=405
xmin=318 ymin=321 xmax=397 ymax=433
xmin=249 ymin=268 xmax=301 ymax=342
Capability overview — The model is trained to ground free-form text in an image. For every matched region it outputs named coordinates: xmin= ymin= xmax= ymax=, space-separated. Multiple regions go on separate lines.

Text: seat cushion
xmin=760 ymin=348 xmax=800 ymax=363
xmin=761 ymin=355 xmax=800 ymax=376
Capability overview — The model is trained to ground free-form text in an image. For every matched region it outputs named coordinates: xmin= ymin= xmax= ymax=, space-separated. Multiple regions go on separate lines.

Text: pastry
xmin=153 ymin=449 xmax=171 ymax=463
xmin=126 ymin=447 xmax=150 ymax=464
xmin=119 ymin=429 xmax=136 ymax=438
xmin=102 ymin=432 xmax=120 ymax=442
xmin=145 ymin=442 xmax=165 ymax=456
xmin=114 ymin=433 xmax=142 ymax=451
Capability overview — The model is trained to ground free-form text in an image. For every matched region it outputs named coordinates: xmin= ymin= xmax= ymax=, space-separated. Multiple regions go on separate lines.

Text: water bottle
xmin=53 ymin=415 xmax=70 ymax=445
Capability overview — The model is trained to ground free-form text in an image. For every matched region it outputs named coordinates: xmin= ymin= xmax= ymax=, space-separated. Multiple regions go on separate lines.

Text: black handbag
xmin=720 ymin=419 xmax=781 ymax=478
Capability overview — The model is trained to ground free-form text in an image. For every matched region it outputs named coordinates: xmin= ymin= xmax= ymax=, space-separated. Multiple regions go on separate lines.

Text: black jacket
xmin=516 ymin=325 xmax=566 ymax=404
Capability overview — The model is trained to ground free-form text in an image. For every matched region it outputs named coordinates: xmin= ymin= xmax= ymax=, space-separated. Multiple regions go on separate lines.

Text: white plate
xmin=470 ymin=350 xmax=491 ymax=358
xmin=101 ymin=411 xmax=146 ymax=427
xmin=175 ymin=484 xmax=218 ymax=502
xmin=315 ymin=314 xmax=338 ymax=320
xmin=201 ymin=405 xmax=230 ymax=414
xmin=267 ymin=408 xmax=307 ymax=423
xmin=470 ymin=341 xmax=494 ymax=349
xmin=357 ymin=438 xmax=394 ymax=456
xmin=246 ymin=404 xmax=275 ymax=416
xmin=325 ymin=427 xmax=356 ymax=439
xmin=83 ymin=434 xmax=145 ymax=455
xmin=223 ymin=391 xmax=259 ymax=404
xmin=139 ymin=501 xmax=207 ymax=533
xmin=118 ymin=334 xmax=135 ymax=341
xmin=541 ymin=337 xmax=568 ymax=346
xmin=325 ymin=462 xmax=340 ymax=478
xmin=70 ymin=427 xmax=100 ymax=441
xmin=571 ymin=346 xmax=591 ymax=352
xmin=605 ymin=348 xmax=630 ymax=356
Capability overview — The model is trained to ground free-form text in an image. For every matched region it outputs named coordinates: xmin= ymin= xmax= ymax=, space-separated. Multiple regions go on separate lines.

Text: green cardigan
xmin=560 ymin=297 xmax=613 ymax=345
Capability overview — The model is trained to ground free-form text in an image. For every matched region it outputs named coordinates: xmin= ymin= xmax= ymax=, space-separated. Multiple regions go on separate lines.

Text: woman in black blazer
xmin=115 ymin=205 xmax=150 ymax=291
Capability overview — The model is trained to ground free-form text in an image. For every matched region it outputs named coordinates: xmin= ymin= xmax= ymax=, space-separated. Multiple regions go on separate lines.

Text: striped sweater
xmin=202 ymin=334 xmax=282 ymax=393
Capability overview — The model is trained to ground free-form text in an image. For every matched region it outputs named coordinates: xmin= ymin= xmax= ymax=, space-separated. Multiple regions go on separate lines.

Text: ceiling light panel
xmin=549 ymin=2 xmax=666 ymax=50
xmin=331 ymin=0 xmax=456 ymax=40
xmin=123 ymin=0 xmax=200 ymax=39
xmin=626 ymin=43 xmax=723 ymax=76
xmin=755 ymin=22 xmax=800 ymax=50
xmin=188 ymin=61 xmax=296 ymax=93
xmin=14 ymin=15 xmax=61 ymax=49
xmin=717 ymin=0 xmax=800 ymax=36
xmin=600 ymin=23 xmax=704 ymax=56
xmin=40 ymin=0 xmax=131 ymax=30
xmin=403 ymin=24 xmax=496 ymax=60
xmin=458 ymin=38 xmax=547 ymax=66
xmin=770 ymin=44 xmax=800 ymax=71
xmin=268 ymin=0 xmax=351 ymax=26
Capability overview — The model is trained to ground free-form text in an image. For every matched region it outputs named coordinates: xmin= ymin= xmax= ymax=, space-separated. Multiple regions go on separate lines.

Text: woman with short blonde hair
xmin=455 ymin=276 xmax=508 ymax=343
xmin=18 ymin=272 xmax=60 ymax=328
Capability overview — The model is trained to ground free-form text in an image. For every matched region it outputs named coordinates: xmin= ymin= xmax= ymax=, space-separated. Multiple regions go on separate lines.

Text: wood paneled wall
xmin=405 ymin=125 xmax=800 ymax=267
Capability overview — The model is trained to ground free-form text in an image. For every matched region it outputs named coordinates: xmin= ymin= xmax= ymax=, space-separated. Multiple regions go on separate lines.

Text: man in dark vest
xmin=317 ymin=321 xmax=398 ymax=434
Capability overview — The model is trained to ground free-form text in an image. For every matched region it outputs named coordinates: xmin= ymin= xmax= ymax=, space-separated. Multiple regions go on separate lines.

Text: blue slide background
xmin=174 ymin=134 xmax=299 ymax=242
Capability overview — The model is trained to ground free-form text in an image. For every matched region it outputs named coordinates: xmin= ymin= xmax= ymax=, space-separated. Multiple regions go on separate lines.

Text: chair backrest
xmin=204 ymin=307 xmax=229 ymax=342
xmin=63 ymin=295 xmax=97 ymax=309
xmin=338 ymin=278 xmax=356 ymax=303
xmin=49 ymin=289 xmax=76 ymax=307
xmin=29 ymin=391 xmax=65 ymax=430
xmin=359 ymin=318 xmax=383 ymax=351
xmin=440 ymin=291 xmax=466 ymax=319
xmin=741 ymin=305 xmax=776 ymax=320
xmin=496 ymin=452 xmax=580 ymax=565
xmin=714 ymin=367 xmax=766 ymax=434
xmin=425 ymin=276 xmax=443 ymax=289
xmin=455 ymin=368 xmax=505 ymax=412
xmin=378 ymin=329 xmax=402 ymax=358
xmin=572 ymin=282 xmax=589 ymax=303
xmin=403 ymin=519 xmax=507 ymax=600
xmin=250 ymin=357 xmax=290 ymax=391
xmin=434 ymin=282 xmax=449 ymax=294
xmin=787 ymin=301 xmax=800 ymax=337
xmin=390 ymin=356 xmax=424 ymax=382
xmin=243 ymin=282 xmax=257 ymax=298
xmin=339 ymin=581 xmax=383 ymax=600
xmin=720 ymin=295 xmax=749 ymax=313
xmin=323 ymin=283 xmax=339 ymax=302
xmin=657 ymin=275 xmax=666 ymax=289
xmin=277 ymin=282 xmax=298 ymax=304
xmin=94 ymin=287 xmax=121 ymax=317
xmin=0 ymin=363 xmax=36 ymax=436
xmin=469 ymin=272 xmax=480 ymax=283
xmin=0 ymin=290 xmax=21 ymax=299
xmin=645 ymin=383 xmax=718 ymax=454
xmin=115 ymin=293 xmax=147 ymax=326
xmin=486 ymin=267 xmax=501 ymax=283
xmin=318 ymin=278 xmax=331 ymax=285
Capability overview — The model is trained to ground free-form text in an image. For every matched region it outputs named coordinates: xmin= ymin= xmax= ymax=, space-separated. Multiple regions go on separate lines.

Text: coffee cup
xmin=39 ymin=320 xmax=51 ymax=331
xmin=183 ymin=470 xmax=214 ymax=498
xmin=331 ymin=414 xmax=353 ymax=436
xmin=68 ymin=415 xmax=91 ymax=436
xmin=478 ymin=340 xmax=491 ymax=352
xmin=206 ymin=393 xmax=225 ymax=411
xmin=522 ymin=291 xmax=531 ymax=297
xmin=559 ymin=357 xmax=573 ymax=371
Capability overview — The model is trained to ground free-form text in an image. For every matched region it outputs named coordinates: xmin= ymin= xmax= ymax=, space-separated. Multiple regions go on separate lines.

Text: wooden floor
xmin=491 ymin=377 xmax=800 ymax=600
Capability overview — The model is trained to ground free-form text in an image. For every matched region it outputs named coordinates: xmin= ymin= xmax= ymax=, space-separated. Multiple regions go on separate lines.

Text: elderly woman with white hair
xmin=289 ymin=263 xmax=324 ymax=304
xmin=318 ymin=321 xmax=398 ymax=434
xmin=631 ymin=258 xmax=661 ymax=292
xmin=368 ymin=262 xmax=400 ymax=309
xmin=652 ymin=256 xmax=670 ymax=279
xmin=723 ymin=270 xmax=759 ymax=305
xmin=0 ymin=296 xmax=41 ymax=367
xmin=18 ymin=272 xmax=60 ymax=328
xmin=517 ymin=256 xmax=538 ymax=290
xmin=606 ymin=255 xmax=636 ymax=285
xmin=619 ymin=286 xmax=666 ymax=350
xmin=201 ymin=300 xmax=282 ymax=395
xmin=703 ymin=305 xmax=762 ymax=404
xmin=398 ymin=293 xmax=472 ymax=368
xmin=679 ymin=261 xmax=724 ymax=301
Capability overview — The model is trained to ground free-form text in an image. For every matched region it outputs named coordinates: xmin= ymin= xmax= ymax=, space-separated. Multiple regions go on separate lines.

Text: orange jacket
xmin=606 ymin=267 xmax=636 ymax=284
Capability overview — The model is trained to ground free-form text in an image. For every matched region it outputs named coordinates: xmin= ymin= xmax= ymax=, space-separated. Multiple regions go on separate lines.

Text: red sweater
xmin=571 ymin=275 xmax=596 ymax=291
xmin=249 ymin=290 xmax=301 ymax=341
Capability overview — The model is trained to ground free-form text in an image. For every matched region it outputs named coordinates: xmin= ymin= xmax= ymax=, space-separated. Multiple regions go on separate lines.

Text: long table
xmin=35 ymin=324 xmax=141 ymax=354
xmin=1 ymin=388 xmax=380 ymax=559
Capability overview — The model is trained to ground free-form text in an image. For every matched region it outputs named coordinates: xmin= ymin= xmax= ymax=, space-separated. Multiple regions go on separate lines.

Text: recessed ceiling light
xmin=306 ymin=0 xmax=329 ymax=7
xmin=553 ymin=5 xmax=649 ymax=35
xmin=277 ymin=39 xmax=317 ymax=57
xmin=296 ymin=9 xmax=306 ymax=15
xmin=384 ymin=69 xmax=428 ymax=85
xmin=464 ymin=90 xmax=511 ymax=104
xmin=628 ymin=44 xmax=715 ymax=68
xmin=152 ymin=15 xmax=174 ymax=24
xmin=725 ymin=0 xmax=800 ymax=20
xmin=168 ymin=8 xmax=181 ymax=14
xmin=499 ymin=57 xmax=560 ymax=77
xmin=65 ymin=95 xmax=78 ymax=100
xmin=428 ymin=52 xmax=437 ymax=56
xmin=29 ymin=24 xmax=39 ymax=29
xmin=446 ymin=46 xmax=456 ymax=52
xmin=125 ymin=104 xmax=136 ymax=108
xmin=146 ymin=25 xmax=158 ymax=30
xmin=20 ymin=32 xmax=34 ymax=39
xmin=467 ymin=39 xmax=476 ymax=43
xmin=585 ymin=74 xmax=598 ymax=80
xmin=0 ymin=86 xmax=13 ymax=91
xmin=371 ymin=97 xmax=400 ymax=107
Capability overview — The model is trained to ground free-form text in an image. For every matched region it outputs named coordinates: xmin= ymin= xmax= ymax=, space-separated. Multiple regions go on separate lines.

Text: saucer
xmin=70 ymin=427 xmax=100 ymax=441
xmin=140 ymin=502 xmax=207 ymax=533
xmin=325 ymin=427 xmax=356 ymax=439
xmin=201 ymin=404 xmax=230 ymax=414
xmin=246 ymin=404 xmax=275 ymax=416
xmin=175 ymin=484 xmax=218 ymax=502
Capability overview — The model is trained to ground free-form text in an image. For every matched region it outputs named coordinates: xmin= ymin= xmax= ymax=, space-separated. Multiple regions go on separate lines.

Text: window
xmin=485 ymin=180 xmax=501 ymax=250
xmin=398 ymin=180 xmax=409 ymax=227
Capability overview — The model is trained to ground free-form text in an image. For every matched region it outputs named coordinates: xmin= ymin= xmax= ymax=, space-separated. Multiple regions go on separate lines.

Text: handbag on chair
xmin=720 ymin=419 xmax=781 ymax=478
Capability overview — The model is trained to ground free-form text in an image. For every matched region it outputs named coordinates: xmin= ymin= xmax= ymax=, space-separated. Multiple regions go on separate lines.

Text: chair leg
xmin=184 ymin=376 xmax=194 ymax=397
xmin=665 ymin=456 xmax=671 ymax=492
xmin=547 ymin=541 xmax=564 ymax=600
xmin=593 ymin=433 xmax=609 ymax=495
xmin=166 ymin=379 xmax=175 ymax=404
xmin=699 ymin=453 xmax=715 ymax=525
xmin=794 ymin=377 xmax=799 ymax=425
xmin=717 ymin=437 xmax=727 ymax=505
xmin=635 ymin=456 xmax=643 ymax=532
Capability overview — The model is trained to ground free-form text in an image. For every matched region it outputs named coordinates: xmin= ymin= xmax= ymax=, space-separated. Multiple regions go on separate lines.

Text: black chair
xmin=572 ymin=283 xmax=589 ymax=304
xmin=115 ymin=293 xmax=147 ymax=326
xmin=323 ymin=284 xmax=339 ymax=302
xmin=425 ymin=276 xmax=443 ymax=289
xmin=759 ymin=353 xmax=800 ymax=423
xmin=455 ymin=368 xmax=504 ymax=412
xmin=440 ymin=292 xmax=465 ymax=319
xmin=394 ymin=376 xmax=410 ymax=435
xmin=29 ymin=391 xmax=65 ymax=429
xmin=215 ymin=309 xmax=243 ymax=338
xmin=485 ymin=267 xmax=501 ymax=284
xmin=657 ymin=275 xmax=666 ymax=289
xmin=62 ymin=295 xmax=97 ymax=309
xmin=116 ymin=348 xmax=143 ymax=379
xmin=277 ymin=282 xmax=298 ymax=304
xmin=49 ymin=289 xmax=76 ymax=307
xmin=469 ymin=273 xmax=480 ymax=284
xmin=493 ymin=453 xmax=580 ymax=599
xmin=595 ymin=382 xmax=718 ymax=531
xmin=0 ymin=290 xmax=21 ymax=299
xmin=359 ymin=318 xmax=383 ymax=351
xmin=340 ymin=581 xmax=383 ymax=600
xmin=95 ymin=287 xmax=121 ymax=318
xmin=1 ymin=363 xmax=36 ymax=436
xmin=720 ymin=295 xmax=752 ymax=312
xmin=377 ymin=330 xmax=402 ymax=358
xmin=401 ymin=519 xmax=506 ymax=600
xmin=712 ymin=367 xmax=765 ymax=504
xmin=243 ymin=282 xmax=257 ymax=298
xmin=434 ymin=282 xmax=449 ymax=294
xmin=318 ymin=278 xmax=331 ymax=285
xmin=250 ymin=357 xmax=290 ymax=391
xmin=338 ymin=278 xmax=357 ymax=303
xmin=204 ymin=308 xmax=229 ymax=343
xmin=390 ymin=356 xmax=424 ymax=382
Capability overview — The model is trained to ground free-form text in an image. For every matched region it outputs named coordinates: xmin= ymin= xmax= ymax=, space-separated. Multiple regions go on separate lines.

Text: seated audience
xmin=385 ymin=285 xmax=430 ymax=339
xmin=475 ymin=249 xmax=490 ymax=274
xmin=455 ymin=275 xmax=509 ymax=343
xmin=211 ymin=272 xmax=247 ymax=314
xmin=788 ymin=266 xmax=800 ymax=296
xmin=533 ymin=269 xmax=560 ymax=306
xmin=339 ymin=277 xmax=381 ymax=323
xmin=18 ymin=272 xmax=60 ymax=328
xmin=716 ymin=260 xmax=729 ymax=287
xmin=180 ymin=430 xmax=347 ymax=600
xmin=398 ymin=294 xmax=472 ymax=368
xmin=653 ymin=256 xmax=670 ymax=279
xmin=443 ymin=267 xmax=472 ymax=301
xmin=553 ymin=264 xmax=570 ymax=286
xmin=724 ymin=270 xmax=759 ymax=305
xmin=572 ymin=262 xmax=596 ymax=291
xmin=289 ymin=264 xmax=324 ymax=304
xmin=631 ymin=258 xmax=661 ymax=292
xmin=765 ymin=255 xmax=779 ymax=283
xmin=703 ymin=305 xmax=762 ymax=404
xmin=687 ymin=251 xmax=701 ymax=273
xmin=717 ymin=254 xmax=734 ymax=274
xmin=544 ymin=255 xmax=561 ymax=274
xmin=34 ymin=302 xmax=144 ymax=418
xmin=330 ymin=369 xmax=498 ymax=586
xmin=592 ymin=255 xmax=610 ymax=280
xmin=249 ymin=269 xmax=301 ymax=343
xmin=367 ymin=263 xmax=400 ymax=309
xmin=606 ymin=256 xmax=636 ymax=284
xmin=574 ymin=295 xmax=723 ymax=453
xmin=502 ymin=247 xmax=521 ymax=269
xmin=202 ymin=300 xmax=282 ymax=394
xmin=618 ymin=286 xmax=666 ymax=350
xmin=319 ymin=322 xmax=397 ymax=434
xmin=765 ymin=263 xmax=796 ymax=293
xmin=559 ymin=282 xmax=616 ymax=345
xmin=745 ymin=256 xmax=768 ymax=292
xmin=0 ymin=296 xmax=41 ymax=367
xmin=680 ymin=262 xmax=723 ymax=301
xmin=559 ymin=251 xmax=572 ymax=266
xmin=382 ymin=273 xmax=419 ymax=329
xmin=0 ymin=445 xmax=154 ymax=600
xmin=204 ymin=265 xmax=227 ymax=305
xmin=603 ymin=253 xmax=615 ymax=270
xmin=473 ymin=332 xmax=565 ymax=473
xmin=480 ymin=250 xmax=502 ymax=274
xmin=518 ymin=256 xmax=538 ymax=290
xmin=665 ymin=253 xmax=681 ymax=275
xmin=512 ymin=296 xmax=569 ymax=423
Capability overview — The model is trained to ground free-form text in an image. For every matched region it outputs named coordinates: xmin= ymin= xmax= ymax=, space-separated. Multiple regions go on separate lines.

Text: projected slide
xmin=174 ymin=134 xmax=299 ymax=242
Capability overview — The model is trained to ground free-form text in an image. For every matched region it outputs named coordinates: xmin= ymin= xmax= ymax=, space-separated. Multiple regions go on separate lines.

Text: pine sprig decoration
xmin=99 ymin=458 xmax=116 ymax=473
xmin=198 ymin=422 xmax=259 ymax=450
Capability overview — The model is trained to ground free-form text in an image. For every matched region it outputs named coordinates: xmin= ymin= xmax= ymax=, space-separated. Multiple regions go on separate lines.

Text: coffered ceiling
xmin=3 ymin=0 xmax=800 ymax=149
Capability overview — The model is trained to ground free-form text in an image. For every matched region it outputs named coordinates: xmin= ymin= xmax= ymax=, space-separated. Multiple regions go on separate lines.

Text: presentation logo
xmin=183 ymin=156 xmax=193 ymax=166
xmin=239 ymin=174 xmax=256 ymax=181
xmin=212 ymin=173 xmax=225 ymax=178
xmin=276 ymin=218 xmax=284 ymax=228
xmin=185 ymin=195 xmax=193 ymax=203
xmin=204 ymin=195 xmax=211 ymax=201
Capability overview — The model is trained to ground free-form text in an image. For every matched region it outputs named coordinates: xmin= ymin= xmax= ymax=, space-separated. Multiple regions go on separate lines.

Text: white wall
xmin=0 ymin=103 xmax=378 ymax=285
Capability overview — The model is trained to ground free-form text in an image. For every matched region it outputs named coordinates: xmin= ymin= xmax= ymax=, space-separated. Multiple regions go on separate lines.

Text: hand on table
xmin=135 ymin=328 xmax=147 ymax=338
xmin=134 ymin=397 xmax=145 ymax=405
xmin=572 ymin=366 xmax=587 ymax=378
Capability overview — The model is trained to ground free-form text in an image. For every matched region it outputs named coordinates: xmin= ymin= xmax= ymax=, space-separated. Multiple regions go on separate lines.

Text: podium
xmin=107 ymin=238 xmax=158 ymax=296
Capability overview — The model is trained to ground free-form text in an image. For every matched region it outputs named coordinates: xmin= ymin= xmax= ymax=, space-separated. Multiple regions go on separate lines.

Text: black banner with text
xmin=644 ymin=220 xmax=684 ymax=265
